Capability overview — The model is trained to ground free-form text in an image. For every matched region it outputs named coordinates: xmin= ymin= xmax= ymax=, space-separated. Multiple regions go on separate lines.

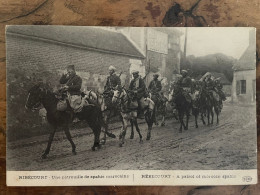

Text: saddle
xmin=56 ymin=94 xmax=90 ymax=112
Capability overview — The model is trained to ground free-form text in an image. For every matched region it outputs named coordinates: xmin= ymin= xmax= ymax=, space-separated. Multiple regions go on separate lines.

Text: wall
xmin=6 ymin=34 xmax=142 ymax=91
xmin=231 ymin=69 xmax=256 ymax=103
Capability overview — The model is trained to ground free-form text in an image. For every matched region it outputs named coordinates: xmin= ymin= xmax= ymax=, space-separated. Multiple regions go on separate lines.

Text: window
xmin=240 ymin=80 xmax=246 ymax=94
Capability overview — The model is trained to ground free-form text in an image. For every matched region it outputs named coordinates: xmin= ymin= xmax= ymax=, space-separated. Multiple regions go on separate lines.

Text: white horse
xmin=112 ymin=87 xmax=155 ymax=147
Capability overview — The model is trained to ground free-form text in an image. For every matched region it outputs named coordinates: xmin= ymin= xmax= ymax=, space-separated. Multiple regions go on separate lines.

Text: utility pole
xmin=183 ymin=28 xmax=188 ymax=62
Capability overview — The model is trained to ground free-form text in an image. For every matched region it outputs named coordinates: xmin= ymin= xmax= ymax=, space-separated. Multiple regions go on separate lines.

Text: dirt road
xmin=7 ymin=102 xmax=257 ymax=170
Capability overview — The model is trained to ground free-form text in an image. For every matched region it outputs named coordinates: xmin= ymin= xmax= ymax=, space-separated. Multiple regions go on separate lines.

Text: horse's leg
xmin=130 ymin=119 xmax=134 ymax=139
xmin=201 ymin=111 xmax=206 ymax=125
xmin=184 ymin=109 xmax=189 ymax=130
xmin=154 ymin=104 xmax=159 ymax=126
xmin=216 ymin=108 xmax=219 ymax=125
xmin=146 ymin=110 xmax=153 ymax=140
xmin=207 ymin=108 xmax=210 ymax=126
xmin=161 ymin=106 xmax=166 ymax=127
xmin=64 ymin=125 xmax=76 ymax=155
xmin=195 ymin=110 xmax=198 ymax=128
xmin=133 ymin=118 xmax=143 ymax=143
xmin=178 ymin=110 xmax=184 ymax=133
xmin=100 ymin=113 xmax=107 ymax=144
xmin=88 ymin=120 xmax=101 ymax=151
xmin=211 ymin=107 xmax=214 ymax=125
xmin=119 ymin=117 xmax=127 ymax=147
xmin=42 ymin=126 xmax=56 ymax=159
xmin=100 ymin=111 xmax=110 ymax=144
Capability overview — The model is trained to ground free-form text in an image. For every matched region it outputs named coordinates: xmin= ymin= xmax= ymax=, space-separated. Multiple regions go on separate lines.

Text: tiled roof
xmin=6 ymin=26 xmax=145 ymax=59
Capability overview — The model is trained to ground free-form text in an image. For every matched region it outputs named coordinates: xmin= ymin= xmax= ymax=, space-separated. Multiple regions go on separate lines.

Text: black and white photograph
xmin=6 ymin=26 xmax=257 ymax=185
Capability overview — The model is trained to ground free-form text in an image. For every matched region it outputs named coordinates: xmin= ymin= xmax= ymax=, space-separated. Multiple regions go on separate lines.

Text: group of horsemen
xmin=58 ymin=65 xmax=226 ymax=116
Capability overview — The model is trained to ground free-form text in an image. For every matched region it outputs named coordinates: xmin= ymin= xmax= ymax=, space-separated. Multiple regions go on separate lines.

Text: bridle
xmin=26 ymin=86 xmax=47 ymax=111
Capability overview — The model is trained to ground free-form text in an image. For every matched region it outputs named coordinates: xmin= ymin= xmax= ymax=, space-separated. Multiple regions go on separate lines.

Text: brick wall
xmin=6 ymin=34 xmax=142 ymax=90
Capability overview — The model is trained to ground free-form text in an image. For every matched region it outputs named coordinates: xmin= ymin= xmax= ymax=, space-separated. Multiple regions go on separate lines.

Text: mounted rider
xmin=214 ymin=77 xmax=226 ymax=109
xmin=128 ymin=70 xmax=147 ymax=114
xmin=59 ymin=65 xmax=84 ymax=112
xmin=200 ymin=72 xmax=219 ymax=102
xmin=176 ymin=70 xmax=192 ymax=103
xmin=103 ymin=66 xmax=121 ymax=108
xmin=148 ymin=73 xmax=162 ymax=102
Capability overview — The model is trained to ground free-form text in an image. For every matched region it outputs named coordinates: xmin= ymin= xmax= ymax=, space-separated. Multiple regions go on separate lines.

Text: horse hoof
xmin=119 ymin=143 xmax=123 ymax=147
xmin=146 ymin=137 xmax=150 ymax=140
xmin=161 ymin=123 xmax=165 ymax=127
xmin=41 ymin=154 xmax=47 ymax=159
xmin=72 ymin=151 xmax=77 ymax=155
xmin=92 ymin=147 xmax=95 ymax=151
xmin=140 ymin=139 xmax=143 ymax=143
xmin=130 ymin=135 xmax=134 ymax=139
xmin=184 ymin=128 xmax=188 ymax=130
xmin=98 ymin=145 xmax=102 ymax=149
xmin=196 ymin=125 xmax=198 ymax=128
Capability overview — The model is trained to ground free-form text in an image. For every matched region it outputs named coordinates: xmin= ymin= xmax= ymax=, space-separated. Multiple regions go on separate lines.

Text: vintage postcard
xmin=6 ymin=26 xmax=257 ymax=186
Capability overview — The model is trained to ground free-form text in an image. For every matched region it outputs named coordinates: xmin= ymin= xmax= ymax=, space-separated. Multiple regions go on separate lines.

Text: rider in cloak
xmin=129 ymin=71 xmax=147 ymax=115
xmin=59 ymin=65 xmax=83 ymax=112
xmin=103 ymin=65 xmax=121 ymax=108
xmin=148 ymin=73 xmax=162 ymax=102
xmin=177 ymin=70 xmax=192 ymax=103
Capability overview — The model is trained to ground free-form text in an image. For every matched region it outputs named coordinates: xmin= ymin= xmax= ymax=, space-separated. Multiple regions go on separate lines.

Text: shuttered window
xmin=240 ymin=80 xmax=246 ymax=94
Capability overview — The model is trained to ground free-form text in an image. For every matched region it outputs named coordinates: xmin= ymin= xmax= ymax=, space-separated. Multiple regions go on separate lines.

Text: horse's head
xmin=112 ymin=87 xmax=124 ymax=104
xmin=25 ymin=83 xmax=46 ymax=111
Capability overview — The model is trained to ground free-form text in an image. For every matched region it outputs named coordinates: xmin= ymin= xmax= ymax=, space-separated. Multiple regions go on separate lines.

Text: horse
xmin=83 ymin=90 xmax=118 ymax=144
xmin=25 ymin=83 xmax=108 ymax=159
xmin=149 ymin=92 xmax=168 ymax=126
xmin=200 ymin=88 xmax=215 ymax=125
xmin=112 ymin=87 xmax=155 ymax=147
xmin=191 ymin=89 xmax=206 ymax=128
xmin=169 ymin=86 xmax=192 ymax=133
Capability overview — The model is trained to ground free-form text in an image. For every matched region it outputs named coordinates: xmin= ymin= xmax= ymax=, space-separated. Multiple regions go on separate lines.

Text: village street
xmin=7 ymin=102 xmax=257 ymax=171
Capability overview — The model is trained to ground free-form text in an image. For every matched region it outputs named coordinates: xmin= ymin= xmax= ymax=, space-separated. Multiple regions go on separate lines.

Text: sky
xmin=179 ymin=27 xmax=254 ymax=59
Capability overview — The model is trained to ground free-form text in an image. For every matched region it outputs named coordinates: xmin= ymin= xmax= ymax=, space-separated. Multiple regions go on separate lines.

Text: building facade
xmin=231 ymin=29 xmax=256 ymax=103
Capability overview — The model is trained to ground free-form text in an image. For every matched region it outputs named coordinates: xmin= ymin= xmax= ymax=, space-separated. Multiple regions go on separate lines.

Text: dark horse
xmin=200 ymin=89 xmax=215 ymax=125
xmin=169 ymin=86 xmax=192 ymax=132
xmin=191 ymin=89 xmax=206 ymax=128
xmin=25 ymin=84 xmax=110 ymax=159
xmin=149 ymin=92 xmax=168 ymax=126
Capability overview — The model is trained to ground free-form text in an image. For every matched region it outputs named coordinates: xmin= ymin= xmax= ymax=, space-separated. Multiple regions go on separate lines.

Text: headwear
xmin=181 ymin=70 xmax=188 ymax=77
xmin=132 ymin=70 xmax=139 ymax=75
xmin=67 ymin=65 xmax=75 ymax=70
xmin=153 ymin=73 xmax=159 ymax=78
xmin=109 ymin=66 xmax=116 ymax=71
xmin=205 ymin=72 xmax=211 ymax=77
